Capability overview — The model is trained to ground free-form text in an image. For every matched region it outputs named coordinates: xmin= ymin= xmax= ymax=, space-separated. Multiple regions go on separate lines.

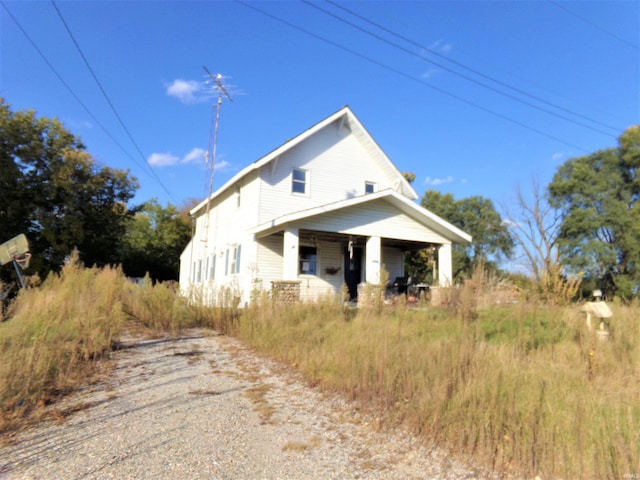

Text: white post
xmin=438 ymin=243 xmax=453 ymax=287
xmin=365 ymin=235 xmax=382 ymax=284
xmin=283 ymin=227 xmax=299 ymax=280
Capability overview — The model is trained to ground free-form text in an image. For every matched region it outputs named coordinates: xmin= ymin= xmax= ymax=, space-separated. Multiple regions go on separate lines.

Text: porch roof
xmin=248 ymin=189 xmax=472 ymax=245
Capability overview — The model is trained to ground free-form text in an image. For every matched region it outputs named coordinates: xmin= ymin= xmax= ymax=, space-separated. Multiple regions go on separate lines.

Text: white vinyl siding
xmin=299 ymin=241 xmax=343 ymax=301
xmin=382 ymin=247 xmax=404 ymax=282
xmin=256 ymin=235 xmax=284 ymax=286
xmin=257 ymin=122 xmax=400 ymax=224
xmin=296 ymin=200 xmax=449 ymax=244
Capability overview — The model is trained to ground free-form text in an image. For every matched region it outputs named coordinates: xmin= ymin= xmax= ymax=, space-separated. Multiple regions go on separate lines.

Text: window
xmin=196 ymin=259 xmax=202 ymax=283
xmin=292 ymin=168 xmax=307 ymax=194
xmin=365 ymin=181 xmax=376 ymax=194
xmin=299 ymin=246 xmax=317 ymax=275
xmin=209 ymin=254 xmax=216 ymax=280
xmin=235 ymin=186 xmax=241 ymax=208
xmin=226 ymin=244 xmax=242 ymax=275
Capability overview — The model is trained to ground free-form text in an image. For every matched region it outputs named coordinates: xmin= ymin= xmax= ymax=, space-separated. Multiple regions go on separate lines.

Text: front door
xmin=344 ymin=246 xmax=362 ymax=300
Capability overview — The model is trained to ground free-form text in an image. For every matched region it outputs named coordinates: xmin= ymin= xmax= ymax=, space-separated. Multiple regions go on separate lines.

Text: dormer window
xmin=365 ymin=181 xmax=376 ymax=194
xmin=292 ymin=168 xmax=308 ymax=194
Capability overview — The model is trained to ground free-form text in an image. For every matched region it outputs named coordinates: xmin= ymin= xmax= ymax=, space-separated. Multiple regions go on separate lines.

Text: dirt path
xmin=0 ymin=329 xmax=487 ymax=479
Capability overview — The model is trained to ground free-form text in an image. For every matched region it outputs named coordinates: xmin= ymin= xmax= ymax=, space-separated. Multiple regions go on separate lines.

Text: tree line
xmin=2 ymin=99 xmax=638 ymax=300
xmin=406 ymin=124 xmax=640 ymax=301
xmin=0 ymin=99 xmax=192 ymax=289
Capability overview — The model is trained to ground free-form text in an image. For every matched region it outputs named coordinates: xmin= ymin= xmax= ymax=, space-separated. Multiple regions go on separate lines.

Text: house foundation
xmin=271 ymin=280 xmax=302 ymax=303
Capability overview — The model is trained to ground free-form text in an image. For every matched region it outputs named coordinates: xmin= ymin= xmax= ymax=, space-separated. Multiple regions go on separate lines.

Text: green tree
xmin=548 ymin=125 xmax=640 ymax=299
xmin=0 ymin=99 xmax=138 ymax=282
xmin=415 ymin=190 xmax=514 ymax=281
xmin=120 ymin=199 xmax=192 ymax=281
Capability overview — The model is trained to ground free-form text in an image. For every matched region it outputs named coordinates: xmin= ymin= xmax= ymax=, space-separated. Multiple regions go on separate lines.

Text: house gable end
xmin=191 ymin=106 xmax=417 ymax=218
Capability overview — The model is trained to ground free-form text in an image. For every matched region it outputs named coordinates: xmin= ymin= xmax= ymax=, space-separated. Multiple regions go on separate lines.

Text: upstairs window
xmin=299 ymin=246 xmax=317 ymax=275
xmin=365 ymin=181 xmax=376 ymax=194
xmin=292 ymin=168 xmax=307 ymax=194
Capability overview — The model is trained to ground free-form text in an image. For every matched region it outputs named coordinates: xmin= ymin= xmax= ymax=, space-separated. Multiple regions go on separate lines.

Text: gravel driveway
xmin=1 ymin=329 xmax=488 ymax=479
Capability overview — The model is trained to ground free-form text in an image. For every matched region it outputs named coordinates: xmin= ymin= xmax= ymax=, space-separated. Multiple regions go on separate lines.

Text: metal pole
xmin=12 ymin=258 xmax=25 ymax=289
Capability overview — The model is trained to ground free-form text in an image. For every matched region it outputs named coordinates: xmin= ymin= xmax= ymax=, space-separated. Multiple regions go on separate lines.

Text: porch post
xmin=283 ymin=227 xmax=299 ymax=280
xmin=365 ymin=235 xmax=382 ymax=284
xmin=438 ymin=243 xmax=453 ymax=286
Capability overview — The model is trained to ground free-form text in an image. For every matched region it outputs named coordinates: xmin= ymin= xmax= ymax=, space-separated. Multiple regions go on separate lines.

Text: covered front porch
xmin=256 ymin=227 xmax=453 ymax=302
xmin=249 ymin=189 xmax=470 ymax=302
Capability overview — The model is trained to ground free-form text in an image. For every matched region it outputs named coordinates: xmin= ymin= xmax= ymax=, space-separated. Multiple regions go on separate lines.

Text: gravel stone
xmin=1 ymin=329 xmax=494 ymax=479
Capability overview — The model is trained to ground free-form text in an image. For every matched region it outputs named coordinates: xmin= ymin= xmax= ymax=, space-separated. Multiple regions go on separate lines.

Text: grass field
xmin=1 ymin=262 xmax=638 ymax=478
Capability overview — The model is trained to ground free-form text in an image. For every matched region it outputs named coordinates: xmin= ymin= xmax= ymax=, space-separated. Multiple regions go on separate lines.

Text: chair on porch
xmin=391 ymin=276 xmax=412 ymax=295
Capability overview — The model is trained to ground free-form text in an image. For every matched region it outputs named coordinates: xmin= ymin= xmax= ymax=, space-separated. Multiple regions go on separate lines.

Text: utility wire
xmin=305 ymin=0 xmax=616 ymax=138
xmin=551 ymin=1 xmax=639 ymax=51
xmin=0 ymin=1 xmax=148 ymax=179
xmin=237 ymin=1 xmax=589 ymax=153
xmin=325 ymin=0 xmax=622 ymax=135
xmin=50 ymin=0 xmax=177 ymax=203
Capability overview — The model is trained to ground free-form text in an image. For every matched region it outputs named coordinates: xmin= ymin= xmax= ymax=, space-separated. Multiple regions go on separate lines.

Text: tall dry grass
xmin=0 ymin=256 xmax=127 ymax=430
xmin=2 ymin=259 xmax=638 ymax=478
xmin=0 ymin=258 xmax=234 ymax=433
xmin=234 ymin=283 xmax=640 ymax=478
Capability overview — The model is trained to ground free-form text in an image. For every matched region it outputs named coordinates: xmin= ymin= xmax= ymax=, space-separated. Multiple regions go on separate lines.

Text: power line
xmin=50 ymin=0 xmax=177 ymax=203
xmin=0 ymin=1 xmax=144 ymax=175
xmin=237 ymin=1 xmax=590 ymax=153
xmin=325 ymin=0 xmax=622 ymax=135
xmin=305 ymin=0 xmax=617 ymax=138
xmin=551 ymin=1 xmax=639 ymax=51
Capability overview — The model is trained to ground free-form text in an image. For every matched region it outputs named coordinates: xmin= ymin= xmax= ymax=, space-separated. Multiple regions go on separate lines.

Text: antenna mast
xmin=201 ymin=67 xmax=233 ymax=244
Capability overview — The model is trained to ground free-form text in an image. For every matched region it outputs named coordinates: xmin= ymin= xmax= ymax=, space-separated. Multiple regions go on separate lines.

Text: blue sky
xmin=1 ymin=1 xmax=638 ymax=212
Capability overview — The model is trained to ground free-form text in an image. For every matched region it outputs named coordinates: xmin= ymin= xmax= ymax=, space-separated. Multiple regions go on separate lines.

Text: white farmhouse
xmin=179 ymin=106 xmax=471 ymax=304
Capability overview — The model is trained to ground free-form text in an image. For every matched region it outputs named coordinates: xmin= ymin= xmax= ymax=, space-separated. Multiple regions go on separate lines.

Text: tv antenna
xmin=201 ymin=67 xmax=234 ymax=244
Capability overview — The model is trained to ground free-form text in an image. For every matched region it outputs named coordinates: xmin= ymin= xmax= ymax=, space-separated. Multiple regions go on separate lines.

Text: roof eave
xmin=249 ymin=189 xmax=472 ymax=245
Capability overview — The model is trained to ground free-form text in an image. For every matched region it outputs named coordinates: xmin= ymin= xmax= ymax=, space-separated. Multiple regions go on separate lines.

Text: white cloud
xmin=421 ymin=68 xmax=441 ymax=80
xmin=213 ymin=159 xmax=231 ymax=172
xmin=148 ymin=148 xmax=218 ymax=168
xmin=166 ymin=79 xmax=206 ymax=104
xmin=425 ymin=175 xmax=454 ymax=186
xmin=428 ymin=39 xmax=453 ymax=53
xmin=182 ymin=147 xmax=206 ymax=164
xmin=148 ymin=152 xmax=180 ymax=167
xmin=551 ymin=152 xmax=566 ymax=161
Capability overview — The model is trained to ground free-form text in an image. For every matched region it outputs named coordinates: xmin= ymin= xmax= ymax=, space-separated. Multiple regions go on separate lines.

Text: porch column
xmin=283 ymin=227 xmax=299 ymax=280
xmin=365 ymin=235 xmax=382 ymax=284
xmin=438 ymin=243 xmax=453 ymax=286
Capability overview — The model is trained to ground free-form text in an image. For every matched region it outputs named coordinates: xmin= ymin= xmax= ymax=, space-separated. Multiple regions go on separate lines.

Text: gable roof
xmin=248 ymin=189 xmax=472 ymax=245
xmin=191 ymin=106 xmax=418 ymax=216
